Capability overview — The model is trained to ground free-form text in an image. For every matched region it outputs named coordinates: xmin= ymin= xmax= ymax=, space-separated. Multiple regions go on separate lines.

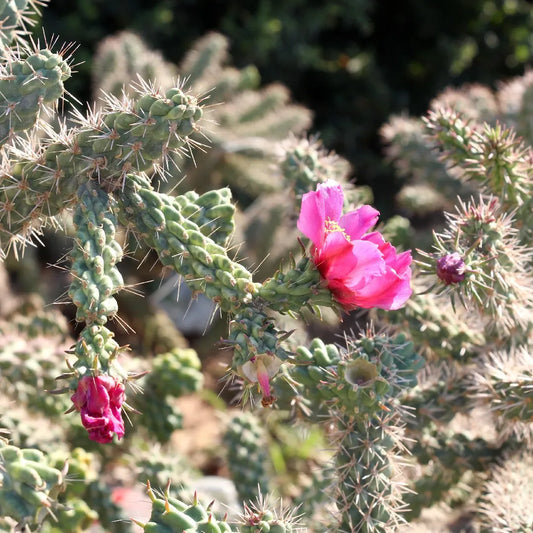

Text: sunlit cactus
xmin=92 ymin=30 xmax=310 ymax=203
xmin=92 ymin=31 xmax=176 ymax=98
xmin=0 ymin=2 xmax=532 ymax=533
xmin=381 ymin=71 xmax=533 ymax=225
xmin=477 ymin=450 xmax=533 ymax=533
xmin=0 ymin=437 xmax=67 ymax=530
xmin=132 ymin=348 xmax=204 ymax=443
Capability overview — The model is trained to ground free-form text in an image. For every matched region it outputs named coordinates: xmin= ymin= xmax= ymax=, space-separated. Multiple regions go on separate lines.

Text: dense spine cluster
xmin=0 ymin=48 xmax=71 ymax=144
xmin=274 ymin=334 xmax=423 ymax=532
xmin=0 ymin=83 xmax=203 ymax=255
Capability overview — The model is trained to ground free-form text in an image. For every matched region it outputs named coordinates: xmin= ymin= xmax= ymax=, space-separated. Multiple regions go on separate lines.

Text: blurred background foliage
xmin=40 ymin=0 xmax=533 ymax=215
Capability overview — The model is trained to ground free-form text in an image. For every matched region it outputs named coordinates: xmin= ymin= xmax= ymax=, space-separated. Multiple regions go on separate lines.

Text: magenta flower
xmin=71 ymin=374 xmax=125 ymax=443
xmin=297 ymin=180 xmax=412 ymax=310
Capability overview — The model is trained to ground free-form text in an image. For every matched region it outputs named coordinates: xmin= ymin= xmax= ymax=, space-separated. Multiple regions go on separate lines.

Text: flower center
xmin=324 ymin=218 xmax=350 ymax=240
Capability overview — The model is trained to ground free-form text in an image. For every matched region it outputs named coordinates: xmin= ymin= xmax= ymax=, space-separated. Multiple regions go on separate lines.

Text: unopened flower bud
xmin=436 ymin=252 xmax=466 ymax=285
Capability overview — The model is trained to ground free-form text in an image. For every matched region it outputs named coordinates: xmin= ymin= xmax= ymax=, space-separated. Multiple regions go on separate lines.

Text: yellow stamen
xmin=325 ymin=218 xmax=350 ymax=240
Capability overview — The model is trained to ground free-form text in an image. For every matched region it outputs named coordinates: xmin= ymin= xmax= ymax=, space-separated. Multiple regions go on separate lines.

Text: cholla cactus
xmin=0 ymin=437 xmax=67 ymax=530
xmin=381 ymin=71 xmax=533 ymax=222
xmin=92 ymin=31 xmax=176 ymax=98
xmin=375 ymin=83 xmax=533 ymax=531
xmin=133 ymin=482 xmax=238 ymax=532
xmin=477 ymin=450 xmax=533 ymax=532
xmin=0 ymin=305 xmax=72 ymax=416
xmin=2 ymin=3 xmax=532 ymax=533
xmin=133 ymin=348 xmax=204 ymax=443
xmin=223 ymin=412 xmax=270 ymax=503
xmin=92 ymin=31 xmax=311 ymax=203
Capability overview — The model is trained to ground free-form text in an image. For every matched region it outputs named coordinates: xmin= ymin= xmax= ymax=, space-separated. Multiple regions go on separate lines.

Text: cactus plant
xmin=0 ymin=3 xmax=532 ymax=533
xmin=0 ymin=437 xmax=67 ymax=530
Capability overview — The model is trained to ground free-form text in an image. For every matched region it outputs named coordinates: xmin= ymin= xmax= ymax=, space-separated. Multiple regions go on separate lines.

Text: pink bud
xmin=436 ymin=253 xmax=466 ymax=285
xmin=71 ymin=375 xmax=125 ymax=443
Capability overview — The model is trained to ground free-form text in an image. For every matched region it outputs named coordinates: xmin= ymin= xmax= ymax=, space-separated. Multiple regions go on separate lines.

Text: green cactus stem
xmin=470 ymin=346 xmax=533 ymax=423
xmin=118 ymin=173 xmax=257 ymax=314
xmin=280 ymin=332 xmax=423 ymax=531
xmin=68 ymin=182 xmax=123 ymax=327
xmin=400 ymin=363 xmax=470 ymax=429
xmin=68 ymin=324 xmax=128 ymax=381
xmin=132 ymin=348 xmax=204 ymax=443
xmin=0 ymin=47 xmax=72 ymax=145
xmin=332 ymin=412 xmax=406 ymax=533
xmin=257 ymin=255 xmax=336 ymax=314
xmin=92 ymin=31 xmax=176 ymax=97
xmin=0 ymin=437 xmax=67 ymax=530
xmin=378 ymin=285 xmax=485 ymax=362
xmin=239 ymin=494 xmax=301 ymax=533
xmin=148 ymin=348 xmax=204 ymax=398
xmin=227 ymin=307 xmax=292 ymax=405
xmin=417 ymin=196 xmax=532 ymax=340
xmin=0 ymin=83 xmax=203 ymax=257
xmin=133 ymin=392 xmax=184 ymax=444
xmin=223 ymin=412 xmax=270 ymax=504
xmin=0 ymin=1 xmax=47 ymax=50
xmin=134 ymin=481 xmax=238 ymax=532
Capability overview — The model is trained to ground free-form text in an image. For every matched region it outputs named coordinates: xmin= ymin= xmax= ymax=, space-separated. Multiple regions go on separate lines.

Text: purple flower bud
xmin=436 ymin=253 xmax=466 ymax=285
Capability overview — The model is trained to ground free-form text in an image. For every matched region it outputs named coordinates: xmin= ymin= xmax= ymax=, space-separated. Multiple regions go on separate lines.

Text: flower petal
xmin=317 ymin=232 xmax=385 ymax=287
xmin=297 ymin=181 xmax=344 ymax=246
xmin=339 ymin=205 xmax=380 ymax=240
xmin=71 ymin=374 xmax=126 ymax=443
xmin=351 ymin=268 xmax=412 ymax=310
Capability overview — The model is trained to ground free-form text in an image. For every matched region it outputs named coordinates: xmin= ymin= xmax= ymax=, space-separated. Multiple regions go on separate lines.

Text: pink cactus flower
xmin=297 ymin=180 xmax=412 ymax=310
xmin=71 ymin=374 xmax=125 ymax=443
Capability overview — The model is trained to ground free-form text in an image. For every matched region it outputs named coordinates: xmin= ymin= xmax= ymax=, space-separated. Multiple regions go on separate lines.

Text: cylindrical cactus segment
xmin=280 ymin=333 xmax=423 ymax=530
xmin=229 ymin=308 xmax=291 ymax=369
xmin=223 ymin=412 xmax=270 ymax=504
xmin=133 ymin=348 xmax=204 ymax=443
xmin=0 ymin=83 xmax=203 ymax=256
xmin=70 ymin=324 xmax=128 ymax=380
xmin=283 ymin=336 xmax=406 ymax=419
xmin=334 ymin=413 xmax=404 ymax=533
xmin=68 ymin=181 xmax=123 ymax=327
xmin=117 ymin=173 xmax=257 ymax=313
xmin=0 ymin=48 xmax=72 ymax=145
xmin=118 ymin=172 xmax=235 ymax=246
xmin=239 ymin=494 xmax=302 ymax=533
xmin=0 ymin=437 xmax=66 ymax=529
xmin=135 ymin=482 xmax=238 ymax=532
xmin=279 ymin=135 xmax=351 ymax=199
xmin=257 ymin=255 xmax=336 ymax=314
xmin=228 ymin=307 xmax=291 ymax=405
xmin=147 ymin=348 xmax=204 ymax=398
